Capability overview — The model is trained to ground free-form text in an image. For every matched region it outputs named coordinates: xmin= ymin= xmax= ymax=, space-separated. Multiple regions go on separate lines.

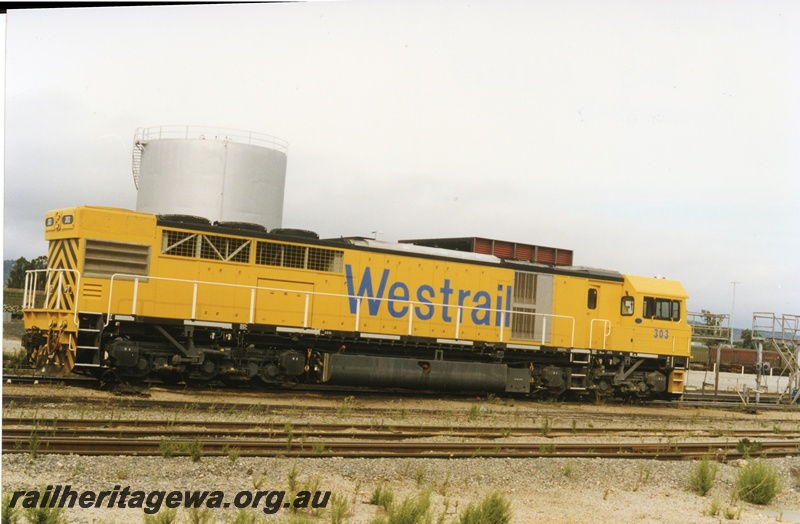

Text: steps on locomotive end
xmin=74 ymin=312 xmax=104 ymax=369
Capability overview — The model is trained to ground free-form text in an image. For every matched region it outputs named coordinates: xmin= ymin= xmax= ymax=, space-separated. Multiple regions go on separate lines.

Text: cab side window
xmin=643 ymin=297 xmax=655 ymax=319
xmin=655 ymin=299 xmax=672 ymax=319
xmin=643 ymin=296 xmax=681 ymax=321
xmin=670 ymin=300 xmax=680 ymax=321
xmin=621 ymin=296 xmax=634 ymax=316
xmin=587 ymin=288 xmax=597 ymax=310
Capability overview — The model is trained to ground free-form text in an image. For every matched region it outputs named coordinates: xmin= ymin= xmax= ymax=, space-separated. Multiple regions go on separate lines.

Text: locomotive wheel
xmin=119 ymin=357 xmax=152 ymax=384
xmin=220 ymin=376 xmax=247 ymax=388
xmin=157 ymin=371 xmax=185 ymax=386
xmin=184 ymin=378 xmax=213 ymax=387
xmin=184 ymin=359 xmax=218 ymax=386
xmin=250 ymin=376 xmax=280 ymax=390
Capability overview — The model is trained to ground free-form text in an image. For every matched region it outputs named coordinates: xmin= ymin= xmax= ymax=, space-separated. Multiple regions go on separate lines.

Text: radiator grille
xmin=256 ymin=242 xmax=343 ymax=273
xmin=84 ymin=239 xmax=150 ymax=279
xmin=161 ymin=230 xmax=251 ymax=263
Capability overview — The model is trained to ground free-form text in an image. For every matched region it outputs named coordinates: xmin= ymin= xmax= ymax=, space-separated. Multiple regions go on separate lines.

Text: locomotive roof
xmin=155 ymin=216 xmax=625 ymax=282
xmin=339 ymin=237 xmax=624 ymax=282
xmin=625 ymin=274 xmax=689 ymax=298
xmin=340 ymin=237 xmax=502 ymax=264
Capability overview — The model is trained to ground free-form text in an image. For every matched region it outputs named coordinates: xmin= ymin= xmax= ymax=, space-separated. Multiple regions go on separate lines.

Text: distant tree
xmin=6 ymin=257 xmax=30 ymax=289
xmin=5 ymin=256 xmax=47 ymax=289
xmin=736 ymin=329 xmax=760 ymax=349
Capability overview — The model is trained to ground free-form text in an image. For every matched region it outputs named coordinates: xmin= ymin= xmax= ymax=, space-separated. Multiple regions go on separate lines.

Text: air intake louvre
xmin=84 ymin=239 xmax=150 ymax=279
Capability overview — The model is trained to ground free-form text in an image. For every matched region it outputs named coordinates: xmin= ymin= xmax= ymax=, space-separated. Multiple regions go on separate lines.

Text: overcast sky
xmin=3 ymin=1 xmax=799 ymax=329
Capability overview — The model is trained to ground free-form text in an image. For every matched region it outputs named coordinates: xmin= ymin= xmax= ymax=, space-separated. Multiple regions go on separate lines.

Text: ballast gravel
xmin=2 ymin=381 xmax=800 ymax=523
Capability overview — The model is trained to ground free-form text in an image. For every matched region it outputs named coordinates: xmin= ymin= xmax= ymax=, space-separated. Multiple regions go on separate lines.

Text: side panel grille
xmin=84 ymin=239 xmax=150 ymax=279
xmin=255 ymin=242 xmax=343 ymax=273
xmin=82 ymin=282 xmax=104 ymax=299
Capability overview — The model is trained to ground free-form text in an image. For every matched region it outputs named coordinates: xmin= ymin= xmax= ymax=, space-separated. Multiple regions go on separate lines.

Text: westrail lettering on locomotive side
xmin=344 ymin=264 xmax=511 ymax=327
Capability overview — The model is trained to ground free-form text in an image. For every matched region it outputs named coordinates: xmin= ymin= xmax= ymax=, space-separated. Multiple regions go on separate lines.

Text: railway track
xmin=4 ymin=416 xmax=799 ymax=460
xmin=4 ymin=418 xmax=799 ymax=440
xmin=5 ymin=396 xmax=798 ymax=436
xmin=3 ymin=375 xmax=800 ymax=415
xmin=4 ymin=434 xmax=798 ymax=460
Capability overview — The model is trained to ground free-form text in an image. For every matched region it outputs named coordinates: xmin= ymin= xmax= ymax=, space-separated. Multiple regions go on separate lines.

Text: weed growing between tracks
xmin=188 ymin=438 xmax=203 ymax=462
xmin=28 ymin=430 xmax=40 ymax=459
xmin=223 ymin=445 xmax=240 ymax=462
xmin=160 ymin=439 xmax=178 ymax=458
xmin=736 ymin=437 xmax=763 ymax=457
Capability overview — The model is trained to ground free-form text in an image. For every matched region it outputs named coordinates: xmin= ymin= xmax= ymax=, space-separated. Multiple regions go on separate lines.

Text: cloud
xmin=4 ymin=2 xmax=799 ymax=327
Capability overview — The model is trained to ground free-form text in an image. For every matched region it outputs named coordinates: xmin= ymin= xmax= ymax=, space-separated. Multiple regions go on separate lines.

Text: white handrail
xmin=104 ymin=272 xmax=577 ymax=347
xmin=22 ymin=268 xmax=82 ymax=326
xmin=134 ymin=126 xmax=288 ymax=153
xmin=589 ymin=318 xmax=612 ymax=349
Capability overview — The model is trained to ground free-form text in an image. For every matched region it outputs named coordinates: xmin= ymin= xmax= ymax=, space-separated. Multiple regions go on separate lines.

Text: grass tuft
xmin=2 ymin=492 xmax=20 ymax=524
xmin=187 ymin=439 xmax=203 ymax=462
xmin=689 ymin=457 xmax=718 ymax=496
xmin=457 ymin=492 xmax=512 ymax=524
xmin=159 ymin=439 xmax=177 ymax=458
xmin=330 ymin=493 xmax=349 ymax=524
xmin=735 ymin=460 xmax=782 ymax=505
xmin=736 ymin=438 xmax=763 ymax=457
xmin=369 ymin=484 xmax=394 ymax=510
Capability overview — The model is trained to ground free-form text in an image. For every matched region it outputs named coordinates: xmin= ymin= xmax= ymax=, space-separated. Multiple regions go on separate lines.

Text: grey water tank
xmin=132 ymin=126 xmax=288 ymax=229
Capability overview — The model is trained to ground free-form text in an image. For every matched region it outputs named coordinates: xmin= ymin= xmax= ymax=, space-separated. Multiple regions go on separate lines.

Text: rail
xmin=752 ymin=312 xmax=800 ymax=405
xmin=106 ymin=273 xmax=576 ymax=347
xmin=752 ymin=312 xmax=800 ymax=344
xmin=688 ymin=311 xmax=732 ymax=343
xmin=134 ymin=126 xmax=288 ymax=153
xmin=22 ymin=269 xmax=82 ymax=326
xmin=5 ymin=435 xmax=798 ymax=459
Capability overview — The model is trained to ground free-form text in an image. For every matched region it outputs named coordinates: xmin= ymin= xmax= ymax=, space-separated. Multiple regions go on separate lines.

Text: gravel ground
xmin=3 ymin=383 xmax=800 ymax=524
xmin=3 ymin=452 xmax=800 ymax=523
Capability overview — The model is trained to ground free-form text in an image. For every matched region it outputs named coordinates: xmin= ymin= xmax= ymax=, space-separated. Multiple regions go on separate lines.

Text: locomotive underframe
xmin=49 ymin=312 xmax=685 ymax=400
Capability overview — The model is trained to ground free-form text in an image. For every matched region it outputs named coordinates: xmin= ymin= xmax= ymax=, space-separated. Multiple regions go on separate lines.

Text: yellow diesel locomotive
xmin=22 ymin=206 xmax=690 ymax=399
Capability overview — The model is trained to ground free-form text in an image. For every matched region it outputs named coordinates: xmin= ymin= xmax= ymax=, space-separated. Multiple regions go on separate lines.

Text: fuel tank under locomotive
xmin=321 ymin=353 xmax=531 ymax=394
